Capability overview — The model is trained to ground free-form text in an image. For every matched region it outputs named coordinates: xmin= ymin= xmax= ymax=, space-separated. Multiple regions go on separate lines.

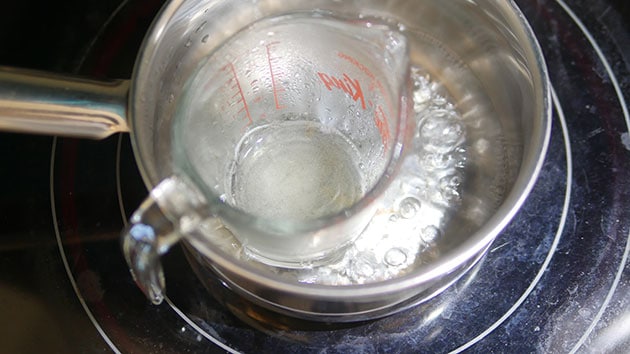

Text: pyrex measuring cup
xmin=0 ymin=0 xmax=550 ymax=322
xmin=124 ymin=11 xmax=413 ymax=303
xmin=168 ymin=13 xmax=411 ymax=266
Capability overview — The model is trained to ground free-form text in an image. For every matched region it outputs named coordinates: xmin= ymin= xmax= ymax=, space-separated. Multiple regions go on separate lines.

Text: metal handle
xmin=0 ymin=66 xmax=129 ymax=139
xmin=122 ymin=176 xmax=207 ymax=304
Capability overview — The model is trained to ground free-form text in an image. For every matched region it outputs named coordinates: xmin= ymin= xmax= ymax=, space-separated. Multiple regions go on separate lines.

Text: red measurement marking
xmin=318 ymin=70 xmax=390 ymax=147
xmin=317 ymin=72 xmax=366 ymax=109
xmin=221 ymin=62 xmax=252 ymax=125
xmin=266 ymin=42 xmax=286 ymax=110
xmin=337 ymin=52 xmax=375 ymax=81
xmin=374 ymin=105 xmax=390 ymax=147
xmin=337 ymin=51 xmax=394 ymax=115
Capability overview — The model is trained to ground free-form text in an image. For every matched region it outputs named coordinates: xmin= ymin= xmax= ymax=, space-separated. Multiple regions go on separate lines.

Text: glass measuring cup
xmin=122 ymin=9 xmax=413 ymax=303
xmin=167 ymin=13 xmax=411 ymax=267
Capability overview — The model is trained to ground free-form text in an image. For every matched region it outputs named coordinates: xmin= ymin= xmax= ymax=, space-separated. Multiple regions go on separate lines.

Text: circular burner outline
xmin=553 ymin=1 xmax=630 ymax=352
xmin=48 ymin=1 xmax=136 ymax=352
xmin=110 ymin=17 xmax=575 ymax=354
xmin=47 ymin=0 xmax=630 ymax=352
xmin=50 ymin=139 xmax=123 ymax=354
xmin=449 ymin=85 xmax=572 ymax=353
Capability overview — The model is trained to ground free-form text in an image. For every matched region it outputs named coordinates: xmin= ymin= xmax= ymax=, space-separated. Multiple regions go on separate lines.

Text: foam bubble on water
xmin=349 ymin=252 xmax=378 ymax=282
xmin=420 ymin=225 xmax=441 ymax=244
xmin=384 ymin=248 xmax=408 ymax=267
xmin=422 ymin=152 xmax=455 ymax=170
xmin=398 ymin=197 xmax=421 ymax=219
xmin=419 ymin=110 xmax=465 ymax=154
xmin=432 ymin=95 xmax=447 ymax=107
xmin=438 ymin=173 xmax=463 ymax=204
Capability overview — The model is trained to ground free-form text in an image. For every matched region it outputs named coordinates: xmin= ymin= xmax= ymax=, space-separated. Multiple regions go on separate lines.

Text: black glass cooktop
xmin=0 ymin=1 xmax=628 ymax=353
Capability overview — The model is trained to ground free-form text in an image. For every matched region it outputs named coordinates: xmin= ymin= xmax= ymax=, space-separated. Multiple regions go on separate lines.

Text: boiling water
xmin=227 ymin=121 xmax=364 ymax=220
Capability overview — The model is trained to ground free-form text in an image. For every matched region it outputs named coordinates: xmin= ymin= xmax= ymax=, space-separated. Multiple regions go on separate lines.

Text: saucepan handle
xmin=122 ymin=176 xmax=207 ymax=304
xmin=0 ymin=66 xmax=129 ymax=139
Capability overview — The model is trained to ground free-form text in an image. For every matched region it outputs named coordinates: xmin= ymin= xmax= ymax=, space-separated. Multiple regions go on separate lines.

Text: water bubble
xmin=201 ymin=34 xmax=209 ymax=43
xmin=389 ymin=214 xmax=399 ymax=223
xmin=411 ymin=72 xmax=432 ymax=112
xmin=438 ymin=173 xmax=462 ymax=203
xmin=356 ymin=261 xmax=374 ymax=277
xmin=432 ymin=95 xmax=447 ymax=106
xmin=419 ymin=111 xmax=465 ymax=153
xmin=421 ymin=152 xmax=451 ymax=170
xmin=349 ymin=252 xmax=377 ymax=281
xmin=384 ymin=248 xmax=407 ymax=267
xmin=413 ymin=85 xmax=432 ymax=107
xmin=398 ymin=197 xmax=421 ymax=219
xmin=385 ymin=30 xmax=405 ymax=53
xmin=184 ymin=39 xmax=192 ymax=48
xmin=441 ymin=122 xmax=464 ymax=145
xmin=421 ymin=225 xmax=441 ymax=243
xmin=453 ymin=147 xmax=468 ymax=168
xmin=422 ymin=149 xmax=466 ymax=171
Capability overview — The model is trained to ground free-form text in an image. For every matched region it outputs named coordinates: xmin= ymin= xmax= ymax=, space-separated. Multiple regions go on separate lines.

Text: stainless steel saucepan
xmin=0 ymin=0 xmax=550 ymax=322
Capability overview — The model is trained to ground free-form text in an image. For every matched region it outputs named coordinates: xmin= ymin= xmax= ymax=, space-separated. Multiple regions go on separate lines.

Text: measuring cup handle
xmin=0 ymin=66 xmax=129 ymax=139
xmin=122 ymin=176 xmax=206 ymax=304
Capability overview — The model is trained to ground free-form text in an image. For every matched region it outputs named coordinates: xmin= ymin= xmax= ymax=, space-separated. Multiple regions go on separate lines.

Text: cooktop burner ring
xmin=42 ymin=0 xmax=629 ymax=352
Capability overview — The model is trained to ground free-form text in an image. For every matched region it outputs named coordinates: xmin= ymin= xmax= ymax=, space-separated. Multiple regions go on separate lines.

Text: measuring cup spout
xmin=361 ymin=23 xmax=409 ymax=82
xmin=0 ymin=67 xmax=129 ymax=139
xmin=122 ymin=176 xmax=207 ymax=304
